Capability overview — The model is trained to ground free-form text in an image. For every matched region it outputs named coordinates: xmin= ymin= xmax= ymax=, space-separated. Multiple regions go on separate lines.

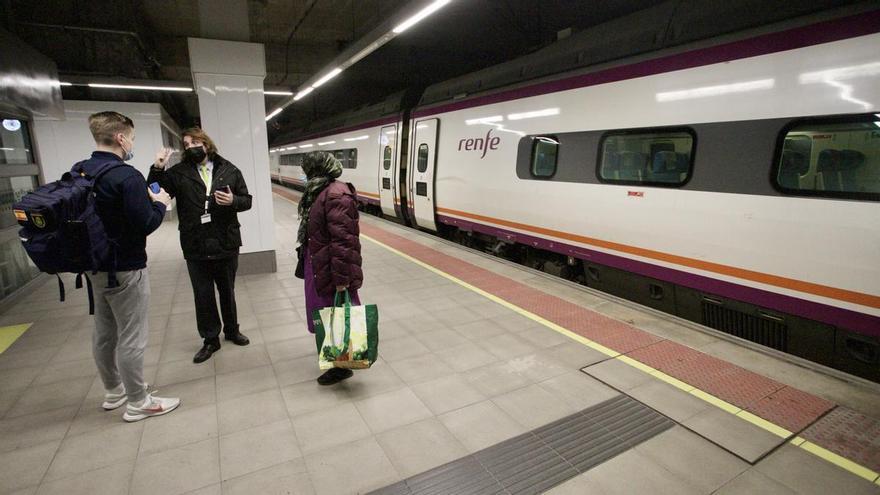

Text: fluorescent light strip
xmin=344 ymin=135 xmax=369 ymax=141
xmin=507 ymin=108 xmax=560 ymax=120
xmin=656 ymin=79 xmax=775 ymax=102
xmin=299 ymin=144 xmax=314 ymax=148
xmin=312 ymin=68 xmax=342 ymax=88
xmin=466 ymin=115 xmax=503 ymax=125
xmin=393 ymin=0 xmax=451 ymax=34
xmin=265 ymin=108 xmax=283 ymax=121
xmin=799 ymin=62 xmax=880 ymax=84
xmin=59 ymin=82 xmax=73 ymax=86
xmin=318 ymin=141 xmax=336 ymax=146
xmin=264 ymin=90 xmax=293 ymax=96
xmin=293 ymin=87 xmax=314 ymax=101
xmin=88 ymin=83 xmax=192 ymax=92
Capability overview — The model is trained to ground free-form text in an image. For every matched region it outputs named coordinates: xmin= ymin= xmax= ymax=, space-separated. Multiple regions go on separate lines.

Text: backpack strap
xmin=75 ymin=273 xmax=96 ymax=315
xmin=56 ymin=274 xmax=65 ymax=302
xmin=79 ymin=160 xmax=126 ymax=289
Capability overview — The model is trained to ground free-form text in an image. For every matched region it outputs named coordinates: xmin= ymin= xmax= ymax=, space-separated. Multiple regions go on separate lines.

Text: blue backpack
xmin=13 ymin=159 xmax=123 ymax=314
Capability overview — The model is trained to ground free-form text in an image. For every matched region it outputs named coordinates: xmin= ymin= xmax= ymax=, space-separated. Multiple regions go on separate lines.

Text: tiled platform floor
xmin=0 ymin=192 xmax=876 ymax=494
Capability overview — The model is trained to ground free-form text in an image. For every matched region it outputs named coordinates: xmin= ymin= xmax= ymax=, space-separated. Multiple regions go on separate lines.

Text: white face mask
xmin=120 ymin=134 xmax=134 ymax=161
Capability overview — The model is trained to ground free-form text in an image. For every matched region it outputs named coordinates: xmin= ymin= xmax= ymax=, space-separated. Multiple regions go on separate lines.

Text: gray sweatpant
xmin=92 ymin=269 xmax=150 ymax=404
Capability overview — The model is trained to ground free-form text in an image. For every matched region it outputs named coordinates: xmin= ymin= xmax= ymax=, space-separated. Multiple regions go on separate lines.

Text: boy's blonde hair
xmin=88 ymin=111 xmax=134 ymax=146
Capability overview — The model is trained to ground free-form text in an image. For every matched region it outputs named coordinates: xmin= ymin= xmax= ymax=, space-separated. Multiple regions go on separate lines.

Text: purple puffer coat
xmin=306 ymin=180 xmax=363 ymax=296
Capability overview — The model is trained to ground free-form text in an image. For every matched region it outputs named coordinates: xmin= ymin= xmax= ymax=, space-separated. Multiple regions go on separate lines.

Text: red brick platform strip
xmin=801 ymin=407 xmax=880 ymax=474
xmin=272 ymin=186 xmax=862 ymax=463
xmin=354 ymin=218 xmax=835 ymax=430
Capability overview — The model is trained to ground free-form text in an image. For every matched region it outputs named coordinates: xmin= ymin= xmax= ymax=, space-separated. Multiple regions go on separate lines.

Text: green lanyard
xmin=199 ymin=164 xmax=211 ymax=189
xmin=200 ymin=164 xmax=211 ymax=213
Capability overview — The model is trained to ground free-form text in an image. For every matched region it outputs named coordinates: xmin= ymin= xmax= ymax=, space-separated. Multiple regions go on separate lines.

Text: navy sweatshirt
xmin=81 ymin=151 xmax=166 ymax=271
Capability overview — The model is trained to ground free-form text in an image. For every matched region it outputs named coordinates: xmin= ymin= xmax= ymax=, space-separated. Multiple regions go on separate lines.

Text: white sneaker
xmin=102 ymin=383 xmax=155 ymax=411
xmin=122 ymin=394 xmax=180 ymax=422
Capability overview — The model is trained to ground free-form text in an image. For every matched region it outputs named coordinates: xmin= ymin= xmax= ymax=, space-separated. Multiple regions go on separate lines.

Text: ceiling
xmin=1 ymin=0 xmax=700 ymax=140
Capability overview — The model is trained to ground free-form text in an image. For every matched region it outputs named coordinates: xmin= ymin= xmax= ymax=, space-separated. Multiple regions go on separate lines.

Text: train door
xmin=378 ymin=124 xmax=397 ymax=217
xmin=394 ymin=117 xmax=412 ymax=225
xmin=410 ymin=118 xmax=439 ymax=231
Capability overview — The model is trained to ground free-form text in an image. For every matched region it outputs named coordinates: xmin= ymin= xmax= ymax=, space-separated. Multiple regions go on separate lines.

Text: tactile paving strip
xmin=368 ymin=395 xmax=674 ymax=495
xmin=801 ymin=407 xmax=880 ymax=474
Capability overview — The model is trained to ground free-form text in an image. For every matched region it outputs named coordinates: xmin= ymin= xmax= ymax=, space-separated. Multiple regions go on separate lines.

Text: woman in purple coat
xmin=298 ymin=152 xmax=363 ymax=385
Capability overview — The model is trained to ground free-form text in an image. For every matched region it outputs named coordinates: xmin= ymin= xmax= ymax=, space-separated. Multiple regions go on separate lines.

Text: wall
xmin=32 ymin=100 xmax=180 ymax=183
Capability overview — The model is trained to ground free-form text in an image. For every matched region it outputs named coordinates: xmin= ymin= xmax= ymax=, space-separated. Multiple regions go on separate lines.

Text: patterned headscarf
xmin=297 ymin=152 xmax=343 ymax=245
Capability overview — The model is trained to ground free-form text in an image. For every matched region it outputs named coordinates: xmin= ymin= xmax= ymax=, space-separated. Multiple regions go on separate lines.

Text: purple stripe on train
xmin=413 ymin=10 xmax=880 ymax=119
xmin=436 ymin=214 xmax=880 ymax=338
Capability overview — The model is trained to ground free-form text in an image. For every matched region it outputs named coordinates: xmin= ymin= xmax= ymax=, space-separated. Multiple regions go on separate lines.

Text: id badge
xmin=200 ymin=213 xmax=211 ymax=224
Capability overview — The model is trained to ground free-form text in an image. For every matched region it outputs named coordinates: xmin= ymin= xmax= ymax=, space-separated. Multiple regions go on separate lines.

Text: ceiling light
xmin=293 ymin=87 xmax=314 ymax=101
xmin=393 ymin=0 xmax=451 ymax=34
xmin=344 ymin=135 xmax=369 ymax=141
xmin=265 ymin=108 xmax=283 ymax=121
xmin=312 ymin=68 xmax=342 ymax=88
xmin=318 ymin=141 xmax=336 ymax=145
xmin=59 ymin=82 xmax=72 ymax=86
xmin=88 ymin=83 xmax=192 ymax=92
xmin=264 ymin=90 xmax=293 ymax=96
xmin=299 ymin=144 xmax=314 ymax=148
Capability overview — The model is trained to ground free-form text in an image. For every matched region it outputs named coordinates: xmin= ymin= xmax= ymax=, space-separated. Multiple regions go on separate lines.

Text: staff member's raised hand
xmin=153 ymin=148 xmax=173 ymax=169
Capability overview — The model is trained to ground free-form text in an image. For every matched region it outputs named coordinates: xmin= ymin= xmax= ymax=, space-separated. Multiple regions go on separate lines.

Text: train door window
xmin=598 ymin=128 xmax=694 ymax=186
xmin=383 ymin=146 xmax=392 ymax=170
xmin=773 ymin=114 xmax=880 ymax=201
xmin=348 ymin=148 xmax=357 ymax=169
xmin=417 ymin=144 xmax=429 ymax=173
xmin=531 ymin=136 xmax=558 ymax=177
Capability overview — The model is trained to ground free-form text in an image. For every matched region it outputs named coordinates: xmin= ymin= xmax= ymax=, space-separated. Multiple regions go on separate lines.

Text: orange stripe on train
xmin=436 ymin=206 xmax=880 ymax=309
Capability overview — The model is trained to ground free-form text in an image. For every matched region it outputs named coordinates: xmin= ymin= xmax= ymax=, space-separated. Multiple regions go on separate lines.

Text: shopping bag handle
xmin=329 ymin=290 xmax=352 ymax=357
xmin=332 ymin=289 xmax=351 ymax=308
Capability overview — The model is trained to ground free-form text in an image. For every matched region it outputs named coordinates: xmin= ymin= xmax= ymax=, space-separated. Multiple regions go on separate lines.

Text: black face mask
xmin=184 ymin=146 xmax=206 ymax=164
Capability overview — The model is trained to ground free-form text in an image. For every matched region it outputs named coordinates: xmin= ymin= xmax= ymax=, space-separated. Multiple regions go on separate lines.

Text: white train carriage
xmin=271 ymin=4 xmax=880 ymax=381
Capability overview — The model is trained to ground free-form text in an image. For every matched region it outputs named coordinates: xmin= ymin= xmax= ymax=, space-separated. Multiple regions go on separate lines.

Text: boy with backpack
xmin=77 ymin=111 xmax=179 ymax=421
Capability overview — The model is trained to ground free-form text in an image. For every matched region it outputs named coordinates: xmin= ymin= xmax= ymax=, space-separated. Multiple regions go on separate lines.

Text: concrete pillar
xmin=188 ymin=38 xmax=276 ymax=274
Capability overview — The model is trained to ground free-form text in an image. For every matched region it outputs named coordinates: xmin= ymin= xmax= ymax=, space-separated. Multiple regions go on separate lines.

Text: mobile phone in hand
xmin=223 ymin=185 xmax=231 ymax=194
xmin=149 ymin=182 xmax=161 ymax=194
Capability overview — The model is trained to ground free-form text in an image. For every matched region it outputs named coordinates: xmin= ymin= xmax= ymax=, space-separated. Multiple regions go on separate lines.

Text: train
xmin=270 ymin=2 xmax=880 ymax=382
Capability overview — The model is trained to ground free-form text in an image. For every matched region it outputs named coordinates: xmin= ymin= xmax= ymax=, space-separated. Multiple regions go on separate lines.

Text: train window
xmin=598 ymin=129 xmax=694 ymax=186
xmin=774 ymin=115 xmax=880 ymax=201
xmin=531 ymin=136 xmax=558 ymax=177
xmin=383 ymin=146 xmax=392 ymax=170
xmin=417 ymin=144 xmax=429 ymax=173
xmin=348 ymin=149 xmax=358 ymax=169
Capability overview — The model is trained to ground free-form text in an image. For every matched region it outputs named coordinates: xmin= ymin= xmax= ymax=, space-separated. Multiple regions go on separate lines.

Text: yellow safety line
xmin=275 ymin=190 xmax=879 ymax=484
xmin=736 ymin=411 xmax=793 ymax=439
xmin=0 ymin=323 xmax=32 ymax=354
xmin=799 ymin=441 xmax=880 ymax=483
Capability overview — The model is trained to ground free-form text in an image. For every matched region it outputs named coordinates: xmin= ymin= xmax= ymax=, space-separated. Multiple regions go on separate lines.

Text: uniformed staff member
xmin=149 ymin=128 xmax=252 ymax=363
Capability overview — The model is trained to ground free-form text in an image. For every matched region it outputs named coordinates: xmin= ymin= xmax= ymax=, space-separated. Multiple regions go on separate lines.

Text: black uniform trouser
xmin=186 ymin=256 xmax=239 ymax=345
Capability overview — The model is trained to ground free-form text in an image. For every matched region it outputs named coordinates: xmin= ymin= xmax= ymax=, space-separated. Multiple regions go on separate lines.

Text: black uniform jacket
xmin=148 ymin=153 xmax=252 ymax=260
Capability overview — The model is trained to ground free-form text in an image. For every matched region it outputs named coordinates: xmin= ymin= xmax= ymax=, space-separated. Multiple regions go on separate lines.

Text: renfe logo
xmin=458 ymin=129 xmax=500 ymax=159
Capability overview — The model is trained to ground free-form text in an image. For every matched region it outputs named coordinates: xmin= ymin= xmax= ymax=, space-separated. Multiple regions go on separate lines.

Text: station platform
xmin=0 ymin=188 xmax=877 ymax=495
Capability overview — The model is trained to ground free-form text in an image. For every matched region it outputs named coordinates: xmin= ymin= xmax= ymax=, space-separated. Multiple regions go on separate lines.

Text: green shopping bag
xmin=313 ymin=291 xmax=379 ymax=370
